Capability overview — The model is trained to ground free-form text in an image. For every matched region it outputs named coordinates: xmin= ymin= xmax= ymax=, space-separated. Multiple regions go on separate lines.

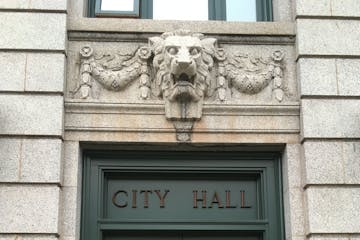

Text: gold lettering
xmin=240 ymin=190 xmax=251 ymax=208
xmin=193 ymin=190 xmax=207 ymax=208
xmin=225 ymin=190 xmax=237 ymax=208
xmin=112 ymin=190 xmax=128 ymax=208
xmin=140 ymin=190 xmax=153 ymax=208
xmin=154 ymin=190 xmax=170 ymax=208
xmin=209 ymin=191 xmax=224 ymax=208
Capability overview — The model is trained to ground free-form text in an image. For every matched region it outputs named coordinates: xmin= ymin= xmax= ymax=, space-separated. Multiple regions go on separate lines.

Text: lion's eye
xmin=189 ymin=48 xmax=199 ymax=55
xmin=167 ymin=47 xmax=178 ymax=55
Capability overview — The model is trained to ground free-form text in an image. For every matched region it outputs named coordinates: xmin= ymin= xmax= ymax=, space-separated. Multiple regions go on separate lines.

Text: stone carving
xmin=226 ymin=50 xmax=284 ymax=101
xmin=149 ymin=30 xmax=223 ymax=121
xmin=75 ymin=45 xmax=151 ymax=99
xmin=73 ymin=30 xmax=285 ymax=141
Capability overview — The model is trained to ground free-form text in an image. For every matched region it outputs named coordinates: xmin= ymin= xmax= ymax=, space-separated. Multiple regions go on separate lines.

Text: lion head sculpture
xmin=149 ymin=30 xmax=218 ymax=120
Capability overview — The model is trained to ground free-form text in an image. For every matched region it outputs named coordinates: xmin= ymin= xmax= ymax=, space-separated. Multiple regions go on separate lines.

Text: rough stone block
xmin=303 ymin=141 xmax=344 ymax=184
xmin=61 ymin=187 xmax=81 ymax=238
xmin=308 ymin=236 xmax=350 ymax=240
xmin=26 ymin=53 xmax=65 ymax=92
xmin=0 ymin=185 xmax=60 ymax=233
xmin=0 ymin=13 xmax=66 ymax=50
xmin=0 ymin=138 xmax=21 ymax=182
xmin=331 ymin=0 xmax=360 ymax=17
xmin=0 ymin=0 xmax=28 ymax=9
xmin=301 ymin=99 xmax=360 ymax=138
xmin=337 ymin=59 xmax=360 ymax=96
xmin=0 ymin=94 xmax=64 ymax=136
xmin=305 ymin=187 xmax=360 ymax=233
xmin=296 ymin=0 xmax=331 ymax=16
xmin=343 ymin=142 xmax=360 ymax=184
xmin=0 ymin=235 xmax=58 ymax=240
xmin=298 ymin=58 xmax=337 ymax=96
xmin=283 ymin=187 xmax=305 ymax=238
xmin=29 ymin=0 xmax=67 ymax=11
xmin=0 ymin=52 xmax=26 ymax=91
xmin=283 ymin=144 xmax=302 ymax=190
xmin=21 ymin=139 xmax=63 ymax=183
xmin=296 ymin=0 xmax=360 ymax=17
xmin=63 ymin=141 xmax=80 ymax=187
xmin=297 ymin=19 xmax=360 ymax=56
xmin=0 ymin=0 xmax=66 ymax=10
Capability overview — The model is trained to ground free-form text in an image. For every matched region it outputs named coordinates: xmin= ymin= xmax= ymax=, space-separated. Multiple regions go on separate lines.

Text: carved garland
xmin=73 ymin=30 xmax=285 ymax=141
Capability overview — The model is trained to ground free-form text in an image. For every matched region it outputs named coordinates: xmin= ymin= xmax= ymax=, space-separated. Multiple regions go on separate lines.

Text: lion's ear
xmin=149 ymin=37 xmax=164 ymax=54
xmin=201 ymin=38 xmax=217 ymax=54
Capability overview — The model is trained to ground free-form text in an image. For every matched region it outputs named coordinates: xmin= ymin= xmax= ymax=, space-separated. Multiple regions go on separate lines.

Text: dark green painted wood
xmin=208 ymin=0 xmax=226 ymax=21
xmin=104 ymin=231 xmax=261 ymax=240
xmin=140 ymin=0 xmax=153 ymax=19
xmin=88 ymin=0 xmax=96 ymax=17
xmin=81 ymin=151 xmax=283 ymax=240
xmin=256 ymin=0 xmax=273 ymax=21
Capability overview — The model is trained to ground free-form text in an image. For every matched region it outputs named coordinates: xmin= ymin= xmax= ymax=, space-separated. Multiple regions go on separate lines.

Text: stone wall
xmin=0 ymin=1 xmax=67 ymax=239
xmin=296 ymin=0 xmax=360 ymax=239
xmin=0 ymin=0 xmax=359 ymax=240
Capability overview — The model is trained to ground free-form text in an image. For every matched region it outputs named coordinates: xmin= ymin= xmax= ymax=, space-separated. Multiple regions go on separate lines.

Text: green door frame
xmin=81 ymin=150 xmax=284 ymax=240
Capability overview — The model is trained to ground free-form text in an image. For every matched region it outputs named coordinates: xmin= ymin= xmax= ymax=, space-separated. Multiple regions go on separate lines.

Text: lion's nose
xmin=175 ymin=59 xmax=192 ymax=69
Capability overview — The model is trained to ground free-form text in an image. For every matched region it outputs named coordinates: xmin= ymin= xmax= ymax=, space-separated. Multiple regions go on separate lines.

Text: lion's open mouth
xmin=171 ymin=73 xmax=195 ymax=86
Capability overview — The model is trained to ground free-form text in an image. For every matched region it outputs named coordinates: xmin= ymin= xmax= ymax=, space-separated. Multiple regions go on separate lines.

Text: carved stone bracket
xmin=72 ymin=30 xmax=285 ymax=142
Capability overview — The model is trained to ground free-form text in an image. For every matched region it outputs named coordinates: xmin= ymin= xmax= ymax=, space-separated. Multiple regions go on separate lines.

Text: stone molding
xmin=65 ymin=101 xmax=300 ymax=140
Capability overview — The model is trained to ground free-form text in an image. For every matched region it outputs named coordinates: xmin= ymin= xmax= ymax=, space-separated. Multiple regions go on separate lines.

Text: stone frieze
xmin=72 ymin=30 xmax=285 ymax=141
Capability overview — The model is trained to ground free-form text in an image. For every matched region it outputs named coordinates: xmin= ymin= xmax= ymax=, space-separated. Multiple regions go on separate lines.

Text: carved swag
xmin=74 ymin=30 xmax=285 ymax=141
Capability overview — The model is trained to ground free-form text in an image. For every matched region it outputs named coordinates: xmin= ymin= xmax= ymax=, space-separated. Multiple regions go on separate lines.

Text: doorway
xmin=81 ymin=150 xmax=284 ymax=240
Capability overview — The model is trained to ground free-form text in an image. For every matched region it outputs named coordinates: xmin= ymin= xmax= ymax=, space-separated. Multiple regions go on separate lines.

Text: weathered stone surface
xmin=301 ymin=99 xmax=360 ymax=138
xmin=0 ymin=13 xmax=66 ymax=50
xmin=337 ymin=59 xmax=360 ymax=96
xmin=59 ymin=237 xmax=75 ymax=240
xmin=297 ymin=19 xmax=360 ymax=56
xmin=26 ymin=53 xmax=65 ymax=92
xmin=283 ymin=144 xmax=302 ymax=190
xmin=283 ymin=187 xmax=305 ymax=238
xmin=63 ymin=141 xmax=80 ymax=187
xmin=21 ymin=139 xmax=63 ymax=183
xmin=343 ymin=142 xmax=360 ymax=184
xmin=0 ymin=52 xmax=65 ymax=92
xmin=303 ymin=141 xmax=344 ymax=184
xmin=296 ymin=0 xmax=360 ymax=17
xmin=296 ymin=0 xmax=331 ymax=16
xmin=0 ymin=0 xmax=28 ymax=9
xmin=61 ymin=187 xmax=81 ymax=238
xmin=272 ymin=0 xmax=292 ymax=21
xmin=30 ymin=0 xmax=67 ymax=11
xmin=0 ymin=235 xmax=58 ymax=240
xmin=331 ymin=0 xmax=360 ymax=17
xmin=0 ymin=94 xmax=63 ymax=136
xmin=68 ymin=18 xmax=295 ymax=36
xmin=0 ymin=52 xmax=26 ymax=91
xmin=0 ymin=185 xmax=60 ymax=233
xmin=308 ymin=236 xmax=350 ymax=240
xmin=0 ymin=138 xmax=21 ymax=182
xmin=298 ymin=58 xmax=337 ymax=96
xmin=305 ymin=187 xmax=360 ymax=233
xmin=0 ymin=0 xmax=66 ymax=10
